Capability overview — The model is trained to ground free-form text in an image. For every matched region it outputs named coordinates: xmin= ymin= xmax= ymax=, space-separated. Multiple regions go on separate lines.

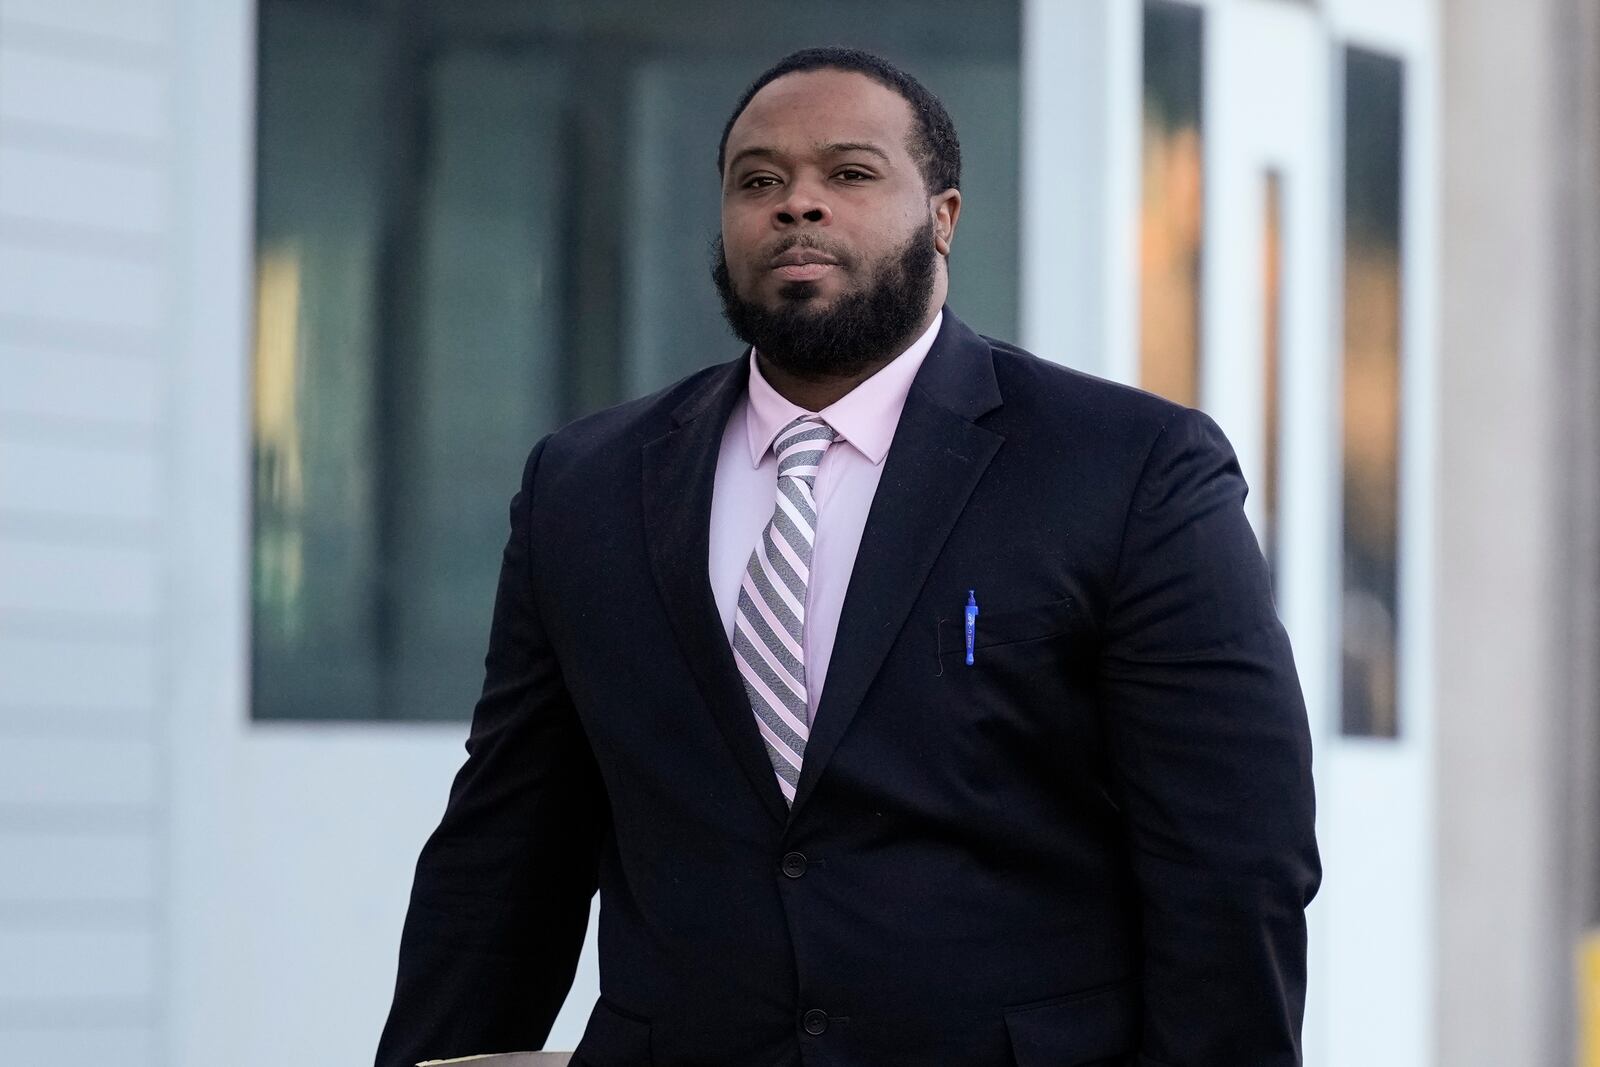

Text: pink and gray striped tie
xmin=733 ymin=414 xmax=839 ymax=806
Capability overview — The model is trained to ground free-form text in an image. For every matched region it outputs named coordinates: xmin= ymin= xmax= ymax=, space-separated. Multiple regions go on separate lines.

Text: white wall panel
xmin=0 ymin=344 xmax=160 ymax=429
xmin=0 ymin=0 xmax=174 ymax=1061
xmin=0 ymin=145 xmax=167 ymax=236
xmin=0 ymin=738 xmax=157 ymax=807
xmin=0 ymin=242 xmax=164 ymax=332
xmin=1 ymin=0 xmax=174 ymax=50
xmin=0 ymin=540 xmax=160 ymax=618
xmin=1 ymin=1026 xmax=154 ymax=1067
xmin=0 ymin=47 xmax=168 ymax=143
xmin=0 ymin=928 xmax=155 ymax=999
xmin=0 ymin=634 xmax=158 ymax=724
xmin=0 ymin=831 xmax=157 ymax=901
xmin=0 ymin=439 xmax=158 ymax=523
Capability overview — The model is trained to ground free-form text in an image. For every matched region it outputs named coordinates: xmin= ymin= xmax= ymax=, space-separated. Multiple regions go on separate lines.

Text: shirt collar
xmin=744 ymin=310 xmax=943 ymax=468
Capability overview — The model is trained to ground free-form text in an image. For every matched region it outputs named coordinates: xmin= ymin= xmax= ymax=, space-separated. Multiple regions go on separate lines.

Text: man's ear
xmin=931 ymin=189 xmax=962 ymax=256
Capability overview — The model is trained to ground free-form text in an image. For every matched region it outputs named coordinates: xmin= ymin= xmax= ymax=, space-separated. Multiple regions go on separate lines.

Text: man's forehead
xmin=727 ymin=68 xmax=913 ymax=154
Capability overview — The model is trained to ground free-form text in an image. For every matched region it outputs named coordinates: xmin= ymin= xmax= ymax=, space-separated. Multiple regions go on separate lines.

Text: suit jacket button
xmin=803 ymin=1008 xmax=828 ymax=1035
xmin=781 ymin=852 xmax=808 ymax=878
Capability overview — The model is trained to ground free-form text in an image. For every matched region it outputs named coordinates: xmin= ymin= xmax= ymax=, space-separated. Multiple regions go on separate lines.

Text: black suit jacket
xmin=375 ymin=309 xmax=1321 ymax=1067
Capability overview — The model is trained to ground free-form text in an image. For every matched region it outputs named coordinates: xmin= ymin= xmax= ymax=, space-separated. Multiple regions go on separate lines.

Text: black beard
xmin=710 ymin=218 xmax=938 ymax=379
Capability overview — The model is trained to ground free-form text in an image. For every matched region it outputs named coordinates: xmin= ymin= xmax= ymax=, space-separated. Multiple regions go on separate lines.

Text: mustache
xmin=708 ymin=233 xmax=856 ymax=274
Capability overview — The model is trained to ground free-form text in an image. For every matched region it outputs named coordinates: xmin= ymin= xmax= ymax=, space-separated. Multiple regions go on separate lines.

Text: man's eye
xmin=743 ymin=175 xmax=780 ymax=189
xmin=836 ymin=169 xmax=873 ymax=181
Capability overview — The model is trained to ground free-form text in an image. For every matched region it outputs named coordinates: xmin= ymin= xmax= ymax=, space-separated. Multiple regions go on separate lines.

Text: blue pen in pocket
xmin=964 ymin=590 xmax=979 ymax=666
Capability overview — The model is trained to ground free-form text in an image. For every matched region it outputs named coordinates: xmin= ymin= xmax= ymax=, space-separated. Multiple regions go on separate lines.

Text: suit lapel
xmin=789 ymin=311 xmax=1004 ymax=820
xmin=641 ymin=357 xmax=792 ymax=827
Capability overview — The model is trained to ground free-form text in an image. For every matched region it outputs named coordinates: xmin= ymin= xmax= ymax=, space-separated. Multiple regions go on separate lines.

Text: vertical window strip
xmin=1262 ymin=169 xmax=1284 ymax=588
xmin=1339 ymin=47 xmax=1405 ymax=738
xmin=1138 ymin=0 xmax=1205 ymax=407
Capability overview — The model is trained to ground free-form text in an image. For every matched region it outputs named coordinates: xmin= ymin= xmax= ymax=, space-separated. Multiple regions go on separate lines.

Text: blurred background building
xmin=0 ymin=0 xmax=1597 ymax=1063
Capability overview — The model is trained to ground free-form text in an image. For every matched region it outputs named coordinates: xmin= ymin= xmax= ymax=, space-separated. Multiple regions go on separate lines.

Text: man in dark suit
xmin=376 ymin=47 xmax=1320 ymax=1067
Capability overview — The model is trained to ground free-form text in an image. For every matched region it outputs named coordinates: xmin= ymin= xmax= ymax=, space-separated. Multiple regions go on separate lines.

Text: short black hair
xmin=716 ymin=47 xmax=961 ymax=195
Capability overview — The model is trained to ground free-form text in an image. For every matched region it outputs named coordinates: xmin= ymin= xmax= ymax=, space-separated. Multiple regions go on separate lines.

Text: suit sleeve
xmin=1098 ymin=407 xmax=1322 ymax=1067
xmin=375 ymin=435 xmax=609 ymax=1067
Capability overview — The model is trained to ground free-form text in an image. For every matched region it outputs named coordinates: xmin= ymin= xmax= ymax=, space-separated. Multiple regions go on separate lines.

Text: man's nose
xmin=773 ymin=179 xmax=833 ymax=227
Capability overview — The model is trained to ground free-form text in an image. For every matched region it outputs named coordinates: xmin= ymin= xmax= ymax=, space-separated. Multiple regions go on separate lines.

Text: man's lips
xmin=769 ymin=249 xmax=842 ymax=282
xmin=773 ymin=263 xmax=837 ymax=281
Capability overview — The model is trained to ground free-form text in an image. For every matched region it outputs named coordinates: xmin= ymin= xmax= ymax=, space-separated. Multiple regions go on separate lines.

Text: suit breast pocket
xmin=936 ymin=595 xmax=1087 ymax=661
xmin=921 ymin=593 xmax=1101 ymax=795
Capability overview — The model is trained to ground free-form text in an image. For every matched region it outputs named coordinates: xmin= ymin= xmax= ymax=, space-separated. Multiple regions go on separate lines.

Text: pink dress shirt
xmin=709 ymin=311 xmax=943 ymax=724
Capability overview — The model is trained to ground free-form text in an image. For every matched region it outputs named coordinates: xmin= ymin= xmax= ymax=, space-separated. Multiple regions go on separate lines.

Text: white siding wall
xmin=0 ymin=1 xmax=175 ymax=1063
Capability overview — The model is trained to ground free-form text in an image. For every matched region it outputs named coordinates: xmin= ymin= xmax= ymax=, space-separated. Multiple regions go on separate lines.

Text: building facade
xmin=0 ymin=0 xmax=1596 ymax=1064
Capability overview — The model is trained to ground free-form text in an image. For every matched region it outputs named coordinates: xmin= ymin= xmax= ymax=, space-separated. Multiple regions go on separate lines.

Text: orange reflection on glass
xmin=1340 ymin=48 xmax=1404 ymax=738
xmin=253 ymin=242 xmax=306 ymax=642
xmin=1262 ymin=171 xmax=1283 ymax=584
xmin=1139 ymin=0 xmax=1204 ymax=407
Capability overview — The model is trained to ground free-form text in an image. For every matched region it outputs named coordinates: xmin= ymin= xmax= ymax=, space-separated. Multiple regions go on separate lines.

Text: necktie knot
xmin=774 ymin=415 xmax=837 ymax=487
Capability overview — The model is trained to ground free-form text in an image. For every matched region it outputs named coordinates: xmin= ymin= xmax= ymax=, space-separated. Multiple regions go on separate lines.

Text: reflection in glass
xmin=1262 ymin=171 xmax=1284 ymax=586
xmin=253 ymin=242 xmax=305 ymax=646
xmin=251 ymin=0 xmax=1021 ymax=720
xmin=1139 ymin=0 xmax=1205 ymax=406
xmin=252 ymin=4 xmax=386 ymax=721
xmin=1340 ymin=47 xmax=1405 ymax=738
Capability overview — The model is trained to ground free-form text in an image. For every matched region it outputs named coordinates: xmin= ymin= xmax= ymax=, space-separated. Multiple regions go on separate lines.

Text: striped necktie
xmin=733 ymin=414 xmax=839 ymax=806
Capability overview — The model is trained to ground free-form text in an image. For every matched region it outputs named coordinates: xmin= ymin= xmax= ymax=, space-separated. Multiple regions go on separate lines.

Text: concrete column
xmin=1436 ymin=0 xmax=1599 ymax=1063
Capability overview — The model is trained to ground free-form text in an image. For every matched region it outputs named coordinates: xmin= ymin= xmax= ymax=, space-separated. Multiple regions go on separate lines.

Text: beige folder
xmin=417 ymin=1054 xmax=571 ymax=1066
